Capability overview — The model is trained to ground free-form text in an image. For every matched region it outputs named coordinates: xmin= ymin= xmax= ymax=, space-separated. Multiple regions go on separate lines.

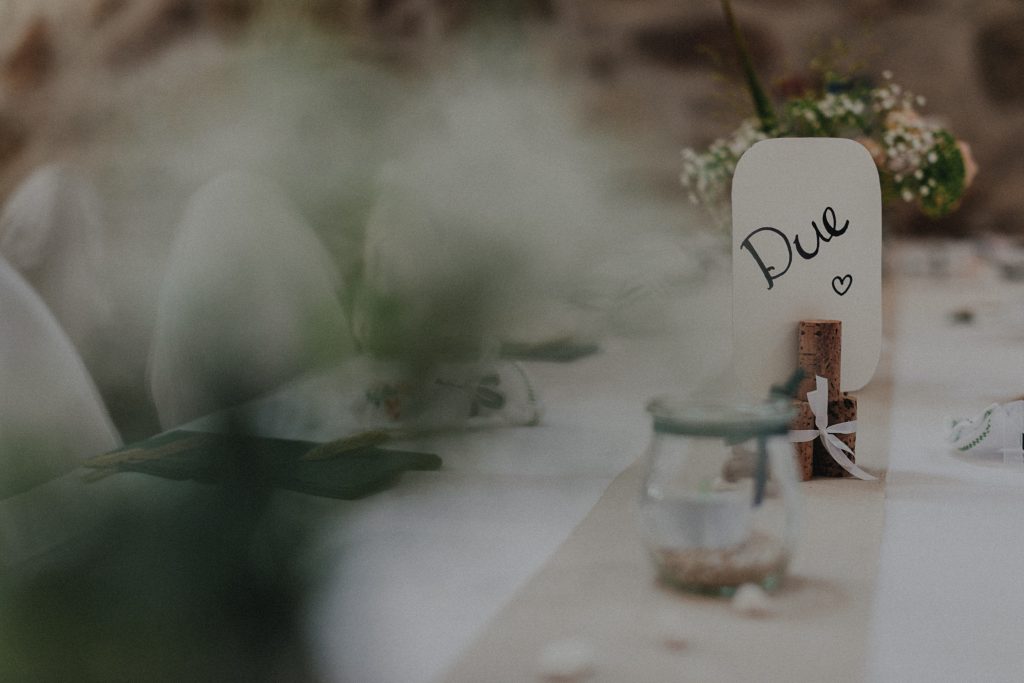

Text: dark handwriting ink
xmin=740 ymin=227 xmax=791 ymax=291
xmin=740 ymin=206 xmax=850 ymax=290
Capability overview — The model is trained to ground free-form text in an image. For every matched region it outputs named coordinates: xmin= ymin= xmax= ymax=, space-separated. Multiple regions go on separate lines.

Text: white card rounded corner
xmin=842 ymin=332 xmax=881 ymax=393
xmin=731 ymin=137 xmax=883 ymax=395
xmin=731 ymin=139 xmax=771 ymax=186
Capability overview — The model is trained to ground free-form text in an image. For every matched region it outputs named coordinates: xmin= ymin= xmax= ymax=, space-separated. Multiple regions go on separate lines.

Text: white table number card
xmin=732 ymin=138 xmax=882 ymax=394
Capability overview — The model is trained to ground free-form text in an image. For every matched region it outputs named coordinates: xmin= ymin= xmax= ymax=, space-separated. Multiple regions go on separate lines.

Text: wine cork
xmin=797 ymin=320 xmax=842 ymax=402
xmin=790 ymin=399 xmax=814 ymax=481
xmin=813 ymin=394 xmax=858 ymax=478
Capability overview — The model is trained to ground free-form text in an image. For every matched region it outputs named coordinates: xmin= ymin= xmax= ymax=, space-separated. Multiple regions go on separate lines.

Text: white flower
xmin=902 ymin=189 xmax=914 ymax=202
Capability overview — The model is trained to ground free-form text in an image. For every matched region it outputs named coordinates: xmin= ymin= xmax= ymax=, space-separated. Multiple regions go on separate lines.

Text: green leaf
xmin=88 ymin=430 xmax=442 ymax=500
xmin=721 ymin=0 xmax=777 ymax=134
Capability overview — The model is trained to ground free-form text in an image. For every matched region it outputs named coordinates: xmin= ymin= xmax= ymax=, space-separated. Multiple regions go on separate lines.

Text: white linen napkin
xmin=945 ymin=400 xmax=1024 ymax=460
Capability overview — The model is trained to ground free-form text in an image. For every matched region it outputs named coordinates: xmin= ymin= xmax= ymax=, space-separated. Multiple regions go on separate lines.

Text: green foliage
xmin=681 ymin=72 xmax=972 ymax=231
xmin=683 ymin=2 xmax=973 ymax=231
xmin=915 ymin=130 xmax=967 ymax=219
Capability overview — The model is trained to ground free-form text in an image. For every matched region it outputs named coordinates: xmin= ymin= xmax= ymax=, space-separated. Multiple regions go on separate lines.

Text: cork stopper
xmin=796 ymin=319 xmax=842 ymax=402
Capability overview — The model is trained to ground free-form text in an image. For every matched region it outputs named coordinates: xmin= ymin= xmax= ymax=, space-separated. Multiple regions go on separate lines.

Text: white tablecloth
xmin=867 ymin=272 xmax=1024 ymax=682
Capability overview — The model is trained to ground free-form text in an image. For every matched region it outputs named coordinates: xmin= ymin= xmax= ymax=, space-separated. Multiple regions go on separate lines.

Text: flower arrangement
xmin=681 ymin=1 xmax=977 ymax=231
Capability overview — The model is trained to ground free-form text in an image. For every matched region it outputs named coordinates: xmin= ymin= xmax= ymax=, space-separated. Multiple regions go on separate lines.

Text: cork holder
xmin=790 ymin=319 xmax=858 ymax=480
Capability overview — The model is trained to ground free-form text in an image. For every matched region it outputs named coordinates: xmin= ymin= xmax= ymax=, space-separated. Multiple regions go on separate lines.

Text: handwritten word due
xmin=739 ymin=206 xmax=850 ymax=290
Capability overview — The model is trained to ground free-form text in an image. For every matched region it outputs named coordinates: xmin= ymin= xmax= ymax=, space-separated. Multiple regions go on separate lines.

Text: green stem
xmin=720 ymin=0 xmax=777 ymax=134
xmin=753 ymin=435 xmax=768 ymax=507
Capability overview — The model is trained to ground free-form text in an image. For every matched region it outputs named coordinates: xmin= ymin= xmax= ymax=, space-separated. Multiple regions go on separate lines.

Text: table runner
xmin=443 ymin=322 xmax=895 ymax=682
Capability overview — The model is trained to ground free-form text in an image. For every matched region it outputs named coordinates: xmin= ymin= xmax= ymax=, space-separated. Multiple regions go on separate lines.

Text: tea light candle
xmin=642 ymin=491 xmax=751 ymax=549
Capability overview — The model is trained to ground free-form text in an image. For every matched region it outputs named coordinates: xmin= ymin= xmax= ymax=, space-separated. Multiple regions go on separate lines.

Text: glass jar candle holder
xmin=638 ymin=397 xmax=801 ymax=596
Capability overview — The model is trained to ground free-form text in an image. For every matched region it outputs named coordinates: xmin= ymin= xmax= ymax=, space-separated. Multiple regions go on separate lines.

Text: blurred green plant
xmin=0 ymin=423 xmax=324 ymax=683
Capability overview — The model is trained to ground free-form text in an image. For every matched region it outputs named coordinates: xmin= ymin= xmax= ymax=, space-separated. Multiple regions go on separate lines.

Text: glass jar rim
xmin=646 ymin=396 xmax=794 ymax=437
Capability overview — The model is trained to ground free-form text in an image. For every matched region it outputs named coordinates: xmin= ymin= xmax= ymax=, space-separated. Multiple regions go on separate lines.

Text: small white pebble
xmin=731 ymin=583 xmax=772 ymax=617
xmin=650 ymin=608 xmax=690 ymax=651
xmin=538 ymin=637 xmax=595 ymax=682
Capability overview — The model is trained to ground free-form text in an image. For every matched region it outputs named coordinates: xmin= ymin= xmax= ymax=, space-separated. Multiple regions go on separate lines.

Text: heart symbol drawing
xmin=832 ymin=274 xmax=853 ymax=296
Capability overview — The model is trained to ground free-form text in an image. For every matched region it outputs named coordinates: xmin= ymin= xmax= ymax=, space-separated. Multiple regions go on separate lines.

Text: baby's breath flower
xmin=680 ymin=70 xmax=972 ymax=228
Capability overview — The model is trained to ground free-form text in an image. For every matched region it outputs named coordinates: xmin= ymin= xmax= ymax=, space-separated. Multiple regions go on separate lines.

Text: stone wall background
xmin=1 ymin=0 xmax=1023 ymax=438
xmin=552 ymin=0 xmax=1024 ymax=236
xmin=2 ymin=0 xmax=1024 ymax=235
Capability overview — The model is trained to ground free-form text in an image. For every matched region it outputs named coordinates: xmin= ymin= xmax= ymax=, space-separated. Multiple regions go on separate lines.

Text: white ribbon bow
xmin=789 ymin=375 xmax=875 ymax=481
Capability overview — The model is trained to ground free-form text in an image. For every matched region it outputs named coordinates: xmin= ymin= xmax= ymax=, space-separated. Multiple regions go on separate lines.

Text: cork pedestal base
xmin=792 ymin=400 xmax=815 ymax=482
xmin=790 ymin=318 xmax=859 ymax=479
xmin=791 ymin=394 xmax=858 ymax=480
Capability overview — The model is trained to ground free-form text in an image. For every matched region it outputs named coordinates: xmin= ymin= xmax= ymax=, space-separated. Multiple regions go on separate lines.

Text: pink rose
xmin=885 ymin=108 xmax=922 ymax=130
xmin=957 ymin=140 xmax=978 ymax=188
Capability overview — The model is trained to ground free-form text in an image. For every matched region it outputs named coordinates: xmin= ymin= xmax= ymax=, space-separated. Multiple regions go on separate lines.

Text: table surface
xmin=290 ymin=277 xmax=738 ymax=683
xmin=298 ymin=266 xmax=1024 ymax=682
xmin=442 ymin=267 xmax=1024 ymax=683
xmin=7 ymin=265 xmax=1024 ymax=682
